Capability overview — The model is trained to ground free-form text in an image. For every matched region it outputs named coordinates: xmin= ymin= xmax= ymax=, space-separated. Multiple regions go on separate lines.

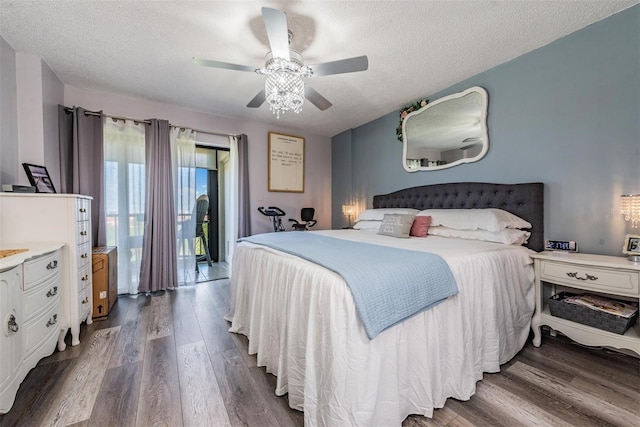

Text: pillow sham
xmin=357 ymin=208 xmax=419 ymax=222
xmin=353 ymin=220 xmax=382 ymax=231
xmin=409 ymin=215 xmax=432 ymax=237
xmin=377 ymin=213 xmax=416 ymax=238
xmin=417 ymin=208 xmax=531 ymax=232
xmin=428 ymin=226 xmax=531 ymax=245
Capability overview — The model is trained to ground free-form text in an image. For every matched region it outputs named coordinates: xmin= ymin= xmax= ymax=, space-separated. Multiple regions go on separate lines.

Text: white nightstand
xmin=530 ymin=251 xmax=640 ymax=356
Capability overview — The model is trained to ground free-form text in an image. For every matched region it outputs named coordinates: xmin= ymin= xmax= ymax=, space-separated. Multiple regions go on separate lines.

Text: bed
xmin=227 ymin=182 xmax=544 ymax=426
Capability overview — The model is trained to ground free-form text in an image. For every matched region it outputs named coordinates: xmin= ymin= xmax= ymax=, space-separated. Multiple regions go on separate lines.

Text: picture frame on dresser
xmin=622 ymin=234 xmax=640 ymax=262
xmin=622 ymin=234 xmax=640 ymax=254
xmin=22 ymin=163 xmax=56 ymax=193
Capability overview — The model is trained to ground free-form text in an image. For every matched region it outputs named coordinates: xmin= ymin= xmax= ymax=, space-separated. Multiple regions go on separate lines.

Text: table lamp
xmin=342 ymin=205 xmax=355 ymax=229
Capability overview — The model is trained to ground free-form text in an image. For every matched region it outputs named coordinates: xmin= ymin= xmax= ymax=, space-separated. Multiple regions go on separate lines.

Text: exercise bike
xmin=258 ymin=206 xmax=286 ymax=232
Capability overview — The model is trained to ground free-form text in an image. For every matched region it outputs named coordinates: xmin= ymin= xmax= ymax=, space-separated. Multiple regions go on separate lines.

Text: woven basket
xmin=548 ymin=292 xmax=638 ymax=335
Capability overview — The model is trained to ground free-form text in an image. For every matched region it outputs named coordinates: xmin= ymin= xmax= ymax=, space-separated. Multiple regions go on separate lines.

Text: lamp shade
xmin=342 ymin=205 xmax=355 ymax=216
xmin=620 ymin=194 xmax=640 ymax=228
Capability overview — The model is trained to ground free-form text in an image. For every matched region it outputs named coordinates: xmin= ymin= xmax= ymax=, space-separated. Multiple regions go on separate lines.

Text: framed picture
xmin=268 ymin=131 xmax=304 ymax=193
xmin=622 ymin=234 xmax=640 ymax=255
xmin=22 ymin=163 xmax=56 ymax=193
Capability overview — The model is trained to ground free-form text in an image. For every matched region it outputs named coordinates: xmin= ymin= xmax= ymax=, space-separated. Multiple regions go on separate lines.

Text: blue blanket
xmin=241 ymin=232 xmax=458 ymax=339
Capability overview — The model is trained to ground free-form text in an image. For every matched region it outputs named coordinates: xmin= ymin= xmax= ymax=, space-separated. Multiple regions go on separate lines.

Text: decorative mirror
xmin=402 ymin=86 xmax=489 ymax=172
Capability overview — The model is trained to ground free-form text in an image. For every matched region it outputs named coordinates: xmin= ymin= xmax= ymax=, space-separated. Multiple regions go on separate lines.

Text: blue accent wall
xmin=332 ymin=5 xmax=640 ymax=256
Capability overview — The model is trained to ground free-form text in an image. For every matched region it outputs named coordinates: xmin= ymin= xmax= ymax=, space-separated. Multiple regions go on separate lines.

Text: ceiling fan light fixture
xmin=265 ymin=72 xmax=305 ymax=118
xmin=194 ymin=8 xmax=367 ymax=114
xmin=261 ymin=53 xmax=311 ymax=118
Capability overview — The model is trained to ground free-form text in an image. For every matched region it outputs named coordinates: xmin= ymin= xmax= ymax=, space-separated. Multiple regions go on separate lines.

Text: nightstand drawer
xmin=540 ymin=261 xmax=639 ymax=296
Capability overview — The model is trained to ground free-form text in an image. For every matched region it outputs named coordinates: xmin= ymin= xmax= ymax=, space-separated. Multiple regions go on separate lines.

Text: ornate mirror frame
xmin=401 ymin=86 xmax=489 ymax=172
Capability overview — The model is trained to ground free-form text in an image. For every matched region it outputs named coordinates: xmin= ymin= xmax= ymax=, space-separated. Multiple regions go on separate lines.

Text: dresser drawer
xmin=77 ymin=243 xmax=91 ymax=269
xmin=76 ymin=220 xmax=91 ymax=245
xmin=23 ymin=273 xmax=60 ymax=319
xmin=540 ymin=261 xmax=639 ymax=296
xmin=78 ymin=287 xmax=91 ymax=322
xmin=79 ymin=264 xmax=91 ymax=291
xmin=24 ymin=303 xmax=59 ymax=356
xmin=76 ymin=198 xmax=91 ymax=222
xmin=23 ymin=250 xmax=62 ymax=290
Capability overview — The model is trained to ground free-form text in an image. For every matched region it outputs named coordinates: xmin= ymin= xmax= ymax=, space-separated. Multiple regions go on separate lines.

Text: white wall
xmin=64 ymin=85 xmax=332 ymax=234
xmin=15 ymin=53 xmax=45 ymax=182
xmin=0 ymin=36 xmax=19 ymax=186
xmin=0 ymin=37 xmax=64 ymax=188
xmin=41 ymin=60 xmax=64 ymax=190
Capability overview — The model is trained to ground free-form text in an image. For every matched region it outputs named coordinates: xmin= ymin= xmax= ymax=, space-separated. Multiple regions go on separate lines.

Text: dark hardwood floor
xmin=1 ymin=279 xmax=638 ymax=427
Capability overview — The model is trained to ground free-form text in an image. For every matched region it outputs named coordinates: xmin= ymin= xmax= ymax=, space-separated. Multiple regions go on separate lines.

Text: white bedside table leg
xmin=531 ymin=313 xmax=542 ymax=347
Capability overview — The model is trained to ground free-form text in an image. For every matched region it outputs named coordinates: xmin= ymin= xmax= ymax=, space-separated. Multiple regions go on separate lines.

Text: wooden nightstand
xmin=530 ymin=251 xmax=640 ymax=356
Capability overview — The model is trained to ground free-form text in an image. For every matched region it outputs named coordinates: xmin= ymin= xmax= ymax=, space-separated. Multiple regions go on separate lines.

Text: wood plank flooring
xmin=1 ymin=279 xmax=638 ymax=427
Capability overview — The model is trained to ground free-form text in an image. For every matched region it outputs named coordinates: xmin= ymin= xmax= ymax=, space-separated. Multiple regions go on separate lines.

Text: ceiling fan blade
xmin=309 ymin=55 xmax=369 ymax=77
xmin=305 ymin=86 xmax=332 ymax=111
xmin=247 ymin=89 xmax=266 ymax=108
xmin=262 ymin=7 xmax=290 ymax=61
xmin=193 ymin=57 xmax=256 ymax=73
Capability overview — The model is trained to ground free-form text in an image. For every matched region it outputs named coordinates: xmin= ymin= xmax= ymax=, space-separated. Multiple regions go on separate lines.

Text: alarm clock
xmin=545 ymin=240 xmax=578 ymax=252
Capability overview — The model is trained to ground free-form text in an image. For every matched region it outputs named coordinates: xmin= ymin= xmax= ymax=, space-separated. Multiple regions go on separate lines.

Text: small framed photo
xmin=22 ymin=163 xmax=56 ymax=193
xmin=622 ymin=234 xmax=640 ymax=255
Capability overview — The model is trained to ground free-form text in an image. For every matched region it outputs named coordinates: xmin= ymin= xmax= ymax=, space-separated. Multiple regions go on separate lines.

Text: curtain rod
xmin=63 ymin=106 xmax=237 ymax=138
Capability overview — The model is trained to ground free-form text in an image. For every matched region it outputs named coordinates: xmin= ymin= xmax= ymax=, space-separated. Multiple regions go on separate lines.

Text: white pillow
xmin=417 ymin=208 xmax=531 ymax=232
xmin=356 ymin=208 xmax=419 ymax=222
xmin=428 ymin=226 xmax=531 ymax=245
xmin=353 ymin=220 xmax=382 ymax=231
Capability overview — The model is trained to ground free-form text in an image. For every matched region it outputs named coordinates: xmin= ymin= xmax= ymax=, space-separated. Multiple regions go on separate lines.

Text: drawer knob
xmin=566 ymin=272 xmax=598 ymax=281
xmin=82 ymin=297 xmax=89 ymax=304
xmin=7 ymin=314 xmax=19 ymax=334
xmin=81 ymin=275 xmax=89 ymax=281
xmin=81 ymin=253 xmax=88 ymax=259
xmin=46 ymin=314 xmax=58 ymax=328
xmin=80 ymin=231 xmax=87 ymax=236
xmin=46 ymin=260 xmax=58 ymax=270
xmin=79 ymin=208 xmax=87 ymax=213
xmin=47 ymin=286 xmax=59 ymax=297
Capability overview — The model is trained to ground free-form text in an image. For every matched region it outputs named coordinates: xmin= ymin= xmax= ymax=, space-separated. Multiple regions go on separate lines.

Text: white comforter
xmin=227 ymin=230 xmax=535 ymax=426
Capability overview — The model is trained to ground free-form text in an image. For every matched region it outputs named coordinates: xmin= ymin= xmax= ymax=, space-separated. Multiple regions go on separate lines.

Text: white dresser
xmin=0 ymin=244 xmax=64 ymax=414
xmin=0 ymin=194 xmax=93 ymax=351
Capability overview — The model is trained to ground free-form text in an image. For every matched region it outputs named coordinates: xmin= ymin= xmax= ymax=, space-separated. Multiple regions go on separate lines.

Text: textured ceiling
xmin=1 ymin=1 xmax=637 ymax=137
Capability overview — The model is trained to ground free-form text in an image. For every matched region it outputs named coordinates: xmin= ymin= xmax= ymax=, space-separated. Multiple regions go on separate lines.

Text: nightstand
xmin=530 ymin=252 xmax=640 ymax=356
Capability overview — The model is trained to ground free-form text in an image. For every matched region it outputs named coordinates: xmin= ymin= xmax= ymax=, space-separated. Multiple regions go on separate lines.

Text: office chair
xmin=195 ymin=196 xmax=213 ymax=272
xmin=289 ymin=207 xmax=317 ymax=231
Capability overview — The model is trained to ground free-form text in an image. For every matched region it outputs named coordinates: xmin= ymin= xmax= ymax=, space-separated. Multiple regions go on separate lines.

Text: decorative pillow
xmin=377 ymin=213 xmax=416 ymax=238
xmin=428 ymin=226 xmax=531 ymax=245
xmin=410 ymin=215 xmax=432 ymax=237
xmin=353 ymin=220 xmax=382 ymax=231
xmin=357 ymin=208 xmax=419 ymax=222
xmin=417 ymin=208 xmax=531 ymax=232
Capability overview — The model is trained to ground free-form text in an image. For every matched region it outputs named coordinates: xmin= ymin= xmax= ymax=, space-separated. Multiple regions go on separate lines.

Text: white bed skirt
xmin=227 ymin=232 xmax=535 ymax=426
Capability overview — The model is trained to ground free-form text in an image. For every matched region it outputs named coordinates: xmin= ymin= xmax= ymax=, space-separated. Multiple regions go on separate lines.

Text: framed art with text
xmin=268 ymin=131 xmax=305 ymax=193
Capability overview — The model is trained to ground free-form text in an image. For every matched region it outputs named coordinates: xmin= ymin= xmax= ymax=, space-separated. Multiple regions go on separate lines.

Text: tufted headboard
xmin=372 ymin=182 xmax=544 ymax=252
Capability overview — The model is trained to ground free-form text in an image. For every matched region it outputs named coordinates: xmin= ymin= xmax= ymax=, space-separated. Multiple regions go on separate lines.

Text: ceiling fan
xmin=193 ymin=7 xmax=369 ymax=117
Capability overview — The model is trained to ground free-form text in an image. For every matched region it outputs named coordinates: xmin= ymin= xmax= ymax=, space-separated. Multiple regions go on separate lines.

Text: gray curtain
xmin=138 ymin=119 xmax=178 ymax=293
xmin=58 ymin=105 xmax=106 ymax=247
xmin=237 ymin=134 xmax=251 ymax=238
